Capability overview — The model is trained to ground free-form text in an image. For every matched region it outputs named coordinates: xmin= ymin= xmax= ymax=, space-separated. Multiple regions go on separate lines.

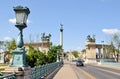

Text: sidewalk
xmin=97 ymin=63 xmax=120 ymax=70
xmin=53 ymin=61 xmax=120 ymax=79
xmin=53 ymin=61 xmax=78 ymax=79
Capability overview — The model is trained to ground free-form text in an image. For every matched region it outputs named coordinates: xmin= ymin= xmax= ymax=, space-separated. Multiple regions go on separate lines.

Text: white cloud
xmin=102 ymin=29 xmax=120 ymax=34
xmin=9 ymin=18 xmax=16 ymax=24
xmin=27 ymin=19 xmax=31 ymax=24
xmin=9 ymin=18 xmax=31 ymax=24
xmin=4 ymin=37 xmax=13 ymax=42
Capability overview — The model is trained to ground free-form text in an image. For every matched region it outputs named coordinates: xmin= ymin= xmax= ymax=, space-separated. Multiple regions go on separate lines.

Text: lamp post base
xmin=2 ymin=66 xmax=31 ymax=79
xmin=10 ymin=48 xmax=28 ymax=67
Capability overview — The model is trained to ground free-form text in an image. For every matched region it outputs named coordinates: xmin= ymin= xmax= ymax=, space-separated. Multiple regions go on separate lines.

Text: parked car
xmin=76 ymin=60 xmax=84 ymax=66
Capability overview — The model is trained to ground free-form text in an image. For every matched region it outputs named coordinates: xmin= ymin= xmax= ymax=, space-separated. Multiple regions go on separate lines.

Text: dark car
xmin=76 ymin=60 xmax=84 ymax=66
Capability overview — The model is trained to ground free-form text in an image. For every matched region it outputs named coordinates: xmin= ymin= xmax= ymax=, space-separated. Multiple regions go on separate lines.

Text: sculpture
xmin=41 ymin=33 xmax=51 ymax=41
xmin=87 ymin=34 xmax=95 ymax=42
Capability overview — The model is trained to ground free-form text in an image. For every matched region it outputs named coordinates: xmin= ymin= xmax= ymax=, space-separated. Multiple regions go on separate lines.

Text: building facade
xmin=24 ymin=33 xmax=51 ymax=54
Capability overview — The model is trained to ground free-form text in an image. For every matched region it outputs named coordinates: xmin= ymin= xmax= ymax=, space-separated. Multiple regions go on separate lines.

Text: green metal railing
xmin=0 ymin=62 xmax=62 ymax=79
xmin=0 ymin=72 xmax=16 ymax=79
xmin=30 ymin=62 xmax=62 ymax=79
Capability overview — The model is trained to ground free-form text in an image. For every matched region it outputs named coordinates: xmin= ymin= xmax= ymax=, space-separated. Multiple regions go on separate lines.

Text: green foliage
xmin=26 ymin=45 xmax=62 ymax=67
xmin=0 ymin=71 xmax=3 ymax=76
xmin=35 ymin=50 xmax=47 ymax=66
xmin=26 ymin=45 xmax=48 ymax=67
xmin=7 ymin=39 xmax=17 ymax=53
xmin=72 ymin=51 xmax=79 ymax=58
xmin=26 ymin=45 xmax=38 ymax=67
xmin=81 ymin=49 xmax=86 ymax=53
xmin=112 ymin=34 xmax=120 ymax=53
xmin=47 ymin=45 xmax=62 ymax=63
xmin=47 ymin=50 xmax=57 ymax=63
xmin=112 ymin=34 xmax=120 ymax=47
xmin=111 ymin=34 xmax=120 ymax=62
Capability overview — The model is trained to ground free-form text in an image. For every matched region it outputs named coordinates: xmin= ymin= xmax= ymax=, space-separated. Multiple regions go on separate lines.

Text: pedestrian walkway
xmin=101 ymin=62 xmax=120 ymax=66
xmin=53 ymin=61 xmax=78 ymax=79
xmin=97 ymin=62 xmax=120 ymax=70
xmin=53 ymin=61 xmax=120 ymax=79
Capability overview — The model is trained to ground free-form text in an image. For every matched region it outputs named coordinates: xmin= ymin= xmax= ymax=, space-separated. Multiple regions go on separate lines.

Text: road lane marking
xmin=94 ymin=67 xmax=120 ymax=76
xmin=79 ymin=67 xmax=96 ymax=79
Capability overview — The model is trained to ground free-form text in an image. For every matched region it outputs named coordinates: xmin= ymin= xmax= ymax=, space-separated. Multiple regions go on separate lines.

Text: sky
xmin=0 ymin=0 xmax=120 ymax=52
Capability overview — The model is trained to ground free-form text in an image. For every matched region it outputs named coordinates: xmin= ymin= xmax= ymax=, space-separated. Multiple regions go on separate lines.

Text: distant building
xmin=66 ymin=52 xmax=81 ymax=61
xmin=24 ymin=33 xmax=51 ymax=54
xmin=24 ymin=41 xmax=51 ymax=53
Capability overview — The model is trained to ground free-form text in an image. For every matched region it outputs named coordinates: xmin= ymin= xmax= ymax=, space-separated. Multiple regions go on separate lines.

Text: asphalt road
xmin=71 ymin=63 xmax=120 ymax=79
xmin=71 ymin=64 xmax=95 ymax=79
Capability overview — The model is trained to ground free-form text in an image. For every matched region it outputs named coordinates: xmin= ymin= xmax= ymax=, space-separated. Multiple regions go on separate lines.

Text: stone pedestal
xmin=86 ymin=42 xmax=96 ymax=59
xmin=10 ymin=48 xmax=28 ymax=67
xmin=84 ymin=58 xmax=97 ymax=64
xmin=2 ymin=66 xmax=31 ymax=79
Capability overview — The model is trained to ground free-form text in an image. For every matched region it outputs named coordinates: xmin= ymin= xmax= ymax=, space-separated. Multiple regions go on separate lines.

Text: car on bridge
xmin=76 ymin=60 xmax=84 ymax=66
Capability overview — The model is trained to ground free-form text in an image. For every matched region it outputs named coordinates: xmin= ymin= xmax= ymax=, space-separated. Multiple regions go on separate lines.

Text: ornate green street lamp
xmin=10 ymin=6 xmax=30 ymax=67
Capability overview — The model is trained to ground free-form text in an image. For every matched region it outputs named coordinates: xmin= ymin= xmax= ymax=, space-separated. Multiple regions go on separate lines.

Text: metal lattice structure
xmin=0 ymin=72 xmax=16 ymax=79
xmin=30 ymin=62 xmax=62 ymax=79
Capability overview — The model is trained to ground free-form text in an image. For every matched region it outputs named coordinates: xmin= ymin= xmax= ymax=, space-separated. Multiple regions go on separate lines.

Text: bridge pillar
xmin=85 ymin=41 xmax=97 ymax=64
xmin=86 ymin=41 xmax=96 ymax=59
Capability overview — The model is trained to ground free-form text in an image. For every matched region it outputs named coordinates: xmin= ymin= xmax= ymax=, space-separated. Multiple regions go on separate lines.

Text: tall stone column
xmin=60 ymin=24 xmax=63 ymax=48
xmin=60 ymin=24 xmax=64 ymax=60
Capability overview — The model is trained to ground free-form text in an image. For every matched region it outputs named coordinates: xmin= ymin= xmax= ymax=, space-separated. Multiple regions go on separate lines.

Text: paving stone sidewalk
xmin=53 ymin=61 xmax=78 ymax=79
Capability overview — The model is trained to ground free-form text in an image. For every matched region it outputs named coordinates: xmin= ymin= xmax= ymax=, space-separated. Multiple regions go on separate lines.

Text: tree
xmin=35 ymin=50 xmax=47 ymax=66
xmin=112 ymin=34 xmax=120 ymax=62
xmin=81 ymin=49 xmax=86 ymax=53
xmin=26 ymin=45 xmax=47 ymax=67
xmin=71 ymin=51 xmax=79 ymax=58
xmin=81 ymin=49 xmax=86 ymax=59
xmin=7 ymin=39 xmax=17 ymax=53
xmin=4 ymin=39 xmax=17 ymax=63
xmin=26 ymin=45 xmax=36 ymax=67
xmin=47 ymin=45 xmax=62 ymax=63
xmin=112 ymin=34 xmax=120 ymax=48
xmin=26 ymin=44 xmax=62 ymax=67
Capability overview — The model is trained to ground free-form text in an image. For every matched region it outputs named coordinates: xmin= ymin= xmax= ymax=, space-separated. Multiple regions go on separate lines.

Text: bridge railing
xmin=0 ymin=62 xmax=62 ymax=79
xmin=30 ymin=62 xmax=62 ymax=79
xmin=0 ymin=72 xmax=16 ymax=79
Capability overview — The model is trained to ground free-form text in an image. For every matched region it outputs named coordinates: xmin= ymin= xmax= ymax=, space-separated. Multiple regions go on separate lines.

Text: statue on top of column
xmin=41 ymin=33 xmax=51 ymax=41
xmin=86 ymin=34 xmax=95 ymax=42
